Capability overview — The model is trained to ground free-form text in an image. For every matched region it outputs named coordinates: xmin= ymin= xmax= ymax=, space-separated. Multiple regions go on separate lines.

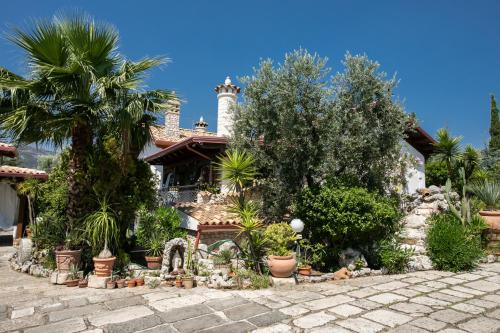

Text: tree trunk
xmin=67 ymin=122 xmax=92 ymax=227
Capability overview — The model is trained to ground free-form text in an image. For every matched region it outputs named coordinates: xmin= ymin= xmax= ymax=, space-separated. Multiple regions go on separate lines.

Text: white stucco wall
xmin=401 ymin=141 xmax=426 ymax=194
xmin=0 ymin=182 xmax=19 ymax=233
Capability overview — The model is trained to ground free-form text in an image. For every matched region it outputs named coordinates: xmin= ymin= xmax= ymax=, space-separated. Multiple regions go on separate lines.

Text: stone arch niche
xmin=161 ymin=238 xmax=190 ymax=274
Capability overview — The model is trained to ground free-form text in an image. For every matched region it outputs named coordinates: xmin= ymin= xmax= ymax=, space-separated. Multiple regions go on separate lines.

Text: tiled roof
xmin=0 ymin=165 xmax=48 ymax=179
xmin=150 ymin=125 xmax=217 ymax=147
xmin=176 ymin=202 xmax=241 ymax=226
xmin=0 ymin=142 xmax=17 ymax=158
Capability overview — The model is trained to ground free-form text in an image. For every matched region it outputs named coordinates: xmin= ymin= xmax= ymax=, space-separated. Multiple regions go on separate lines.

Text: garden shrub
xmin=263 ymin=223 xmax=296 ymax=256
xmin=378 ymin=239 xmax=413 ymax=274
xmin=296 ymin=185 xmax=401 ymax=270
xmin=426 ymin=212 xmax=484 ymax=272
xmin=136 ymin=206 xmax=186 ymax=248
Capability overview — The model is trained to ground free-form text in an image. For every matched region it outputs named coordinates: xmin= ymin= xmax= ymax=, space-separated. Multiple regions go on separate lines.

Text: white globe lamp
xmin=290 ymin=218 xmax=304 ymax=234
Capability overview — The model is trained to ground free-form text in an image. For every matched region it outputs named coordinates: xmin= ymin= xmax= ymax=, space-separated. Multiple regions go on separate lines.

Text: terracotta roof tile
xmin=150 ymin=125 xmax=217 ymax=147
xmin=176 ymin=202 xmax=241 ymax=226
xmin=0 ymin=142 xmax=17 ymax=158
xmin=0 ymin=165 xmax=48 ymax=179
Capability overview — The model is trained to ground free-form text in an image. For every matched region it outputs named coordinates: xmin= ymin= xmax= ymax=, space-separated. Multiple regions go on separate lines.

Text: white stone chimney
xmin=215 ymin=76 xmax=240 ymax=137
xmin=165 ymin=98 xmax=180 ymax=139
xmin=194 ymin=116 xmax=208 ymax=133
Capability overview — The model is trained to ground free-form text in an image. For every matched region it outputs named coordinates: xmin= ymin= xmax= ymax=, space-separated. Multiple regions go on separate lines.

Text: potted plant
xmin=85 ymin=197 xmax=118 ymax=277
xmin=175 ymin=275 xmax=183 ymax=288
xmin=264 ymin=223 xmax=297 ymax=278
xmin=136 ymin=276 xmax=145 ymax=286
xmin=78 ymin=278 xmax=88 ymax=288
xmin=145 ymin=237 xmax=164 ymax=270
xmin=65 ymin=265 xmax=80 ymax=287
xmin=55 ymin=231 xmax=83 ymax=273
xmin=116 ymin=278 xmax=126 ymax=288
xmin=297 ymin=258 xmax=312 ymax=276
xmin=470 ymin=180 xmax=500 ymax=228
xmin=213 ymin=249 xmax=233 ymax=275
xmin=182 ymin=239 xmax=195 ymax=289
xmin=107 ymin=279 xmax=116 ymax=289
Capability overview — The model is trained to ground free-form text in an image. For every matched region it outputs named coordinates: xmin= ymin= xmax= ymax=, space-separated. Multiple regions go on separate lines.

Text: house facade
xmin=143 ymin=76 xmax=435 ymax=246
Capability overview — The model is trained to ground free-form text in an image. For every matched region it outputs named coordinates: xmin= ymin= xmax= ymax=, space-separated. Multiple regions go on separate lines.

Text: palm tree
xmin=0 ymin=15 xmax=173 ymax=226
xmin=432 ymin=128 xmax=462 ymax=181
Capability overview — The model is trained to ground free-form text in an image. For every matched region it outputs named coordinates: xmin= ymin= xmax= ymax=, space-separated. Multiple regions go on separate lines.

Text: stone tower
xmin=165 ymin=98 xmax=180 ymax=139
xmin=215 ymin=76 xmax=240 ymax=137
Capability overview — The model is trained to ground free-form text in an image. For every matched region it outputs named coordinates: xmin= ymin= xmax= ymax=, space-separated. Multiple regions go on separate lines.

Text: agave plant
xmin=469 ymin=180 xmax=500 ymax=211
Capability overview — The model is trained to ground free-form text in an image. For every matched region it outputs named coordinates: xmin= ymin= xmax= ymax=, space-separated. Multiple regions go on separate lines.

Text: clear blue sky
xmin=1 ymin=1 xmax=499 ymax=148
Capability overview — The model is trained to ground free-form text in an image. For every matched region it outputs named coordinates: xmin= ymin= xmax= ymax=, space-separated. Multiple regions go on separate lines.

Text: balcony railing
xmin=159 ymin=185 xmax=199 ymax=206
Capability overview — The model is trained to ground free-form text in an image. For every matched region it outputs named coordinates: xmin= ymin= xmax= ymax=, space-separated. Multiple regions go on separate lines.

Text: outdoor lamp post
xmin=290 ymin=218 xmax=305 ymax=263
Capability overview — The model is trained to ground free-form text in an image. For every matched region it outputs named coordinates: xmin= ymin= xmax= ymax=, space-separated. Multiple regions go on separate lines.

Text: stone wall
xmin=200 ymin=230 xmax=238 ymax=247
xmin=399 ymin=185 xmax=457 ymax=271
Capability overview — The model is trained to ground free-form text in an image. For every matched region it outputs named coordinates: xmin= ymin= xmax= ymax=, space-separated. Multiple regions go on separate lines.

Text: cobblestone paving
xmin=1 ymin=247 xmax=500 ymax=333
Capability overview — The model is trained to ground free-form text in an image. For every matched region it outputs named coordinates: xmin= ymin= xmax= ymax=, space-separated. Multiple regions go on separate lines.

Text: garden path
xmin=0 ymin=246 xmax=499 ymax=333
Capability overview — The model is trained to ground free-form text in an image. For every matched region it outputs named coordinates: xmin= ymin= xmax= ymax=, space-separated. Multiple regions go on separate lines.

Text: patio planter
xmin=127 ymin=279 xmax=136 ymax=288
xmin=480 ymin=210 xmax=500 ymax=230
xmin=116 ymin=279 xmax=125 ymax=288
xmin=267 ymin=255 xmax=296 ymax=278
xmin=106 ymin=280 xmax=116 ymax=289
xmin=135 ymin=277 xmax=145 ymax=286
xmin=55 ymin=249 xmax=82 ymax=272
xmin=145 ymin=256 xmax=162 ymax=270
xmin=298 ymin=265 xmax=312 ymax=276
xmin=93 ymin=256 xmax=116 ymax=277
xmin=182 ymin=276 xmax=194 ymax=289
xmin=65 ymin=279 xmax=79 ymax=287
xmin=78 ymin=280 xmax=88 ymax=288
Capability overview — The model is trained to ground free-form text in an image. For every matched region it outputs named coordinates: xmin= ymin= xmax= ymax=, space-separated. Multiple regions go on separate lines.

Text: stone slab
xmin=198 ymin=321 xmax=256 ymax=333
xmin=105 ymin=315 xmax=163 ymax=333
xmin=48 ymin=304 xmax=104 ymax=322
xmin=362 ymin=309 xmax=412 ymax=327
xmin=293 ymin=311 xmax=336 ymax=329
xmin=158 ymin=304 xmax=213 ymax=323
xmin=223 ymin=302 xmax=270 ymax=321
xmin=247 ymin=310 xmax=289 ymax=327
xmin=24 ymin=318 xmax=86 ymax=333
xmin=88 ymin=305 xmax=154 ymax=327
xmin=173 ymin=313 xmax=227 ymax=333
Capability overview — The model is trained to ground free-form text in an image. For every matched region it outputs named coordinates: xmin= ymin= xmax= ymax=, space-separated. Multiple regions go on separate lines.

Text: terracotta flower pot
xmin=135 ymin=278 xmax=145 ymax=286
xmin=267 ymin=255 xmax=296 ymax=278
xmin=116 ymin=279 xmax=125 ymax=288
xmin=107 ymin=280 xmax=116 ymax=289
xmin=480 ymin=210 xmax=500 ymax=230
xmin=127 ymin=279 xmax=136 ymax=288
xmin=298 ymin=265 xmax=312 ymax=276
xmin=182 ymin=276 xmax=194 ymax=289
xmin=175 ymin=278 xmax=183 ymax=288
xmin=93 ymin=256 xmax=116 ymax=277
xmin=145 ymin=256 xmax=163 ymax=270
xmin=65 ymin=279 xmax=79 ymax=287
xmin=78 ymin=280 xmax=88 ymax=288
xmin=55 ymin=249 xmax=82 ymax=273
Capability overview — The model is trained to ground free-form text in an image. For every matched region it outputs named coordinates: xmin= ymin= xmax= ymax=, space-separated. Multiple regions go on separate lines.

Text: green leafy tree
xmin=489 ymin=95 xmax=500 ymax=152
xmin=326 ymin=53 xmax=409 ymax=191
xmin=233 ymin=49 xmax=332 ymax=218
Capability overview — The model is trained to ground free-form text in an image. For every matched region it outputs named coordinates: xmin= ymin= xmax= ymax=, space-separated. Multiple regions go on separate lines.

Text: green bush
xmin=378 ymin=239 xmax=413 ymax=274
xmin=296 ymin=185 xmax=401 ymax=270
xmin=263 ymin=223 xmax=296 ymax=256
xmin=426 ymin=213 xmax=484 ymax=272
xmin=136 ymin=206 xmax=186 ymax=248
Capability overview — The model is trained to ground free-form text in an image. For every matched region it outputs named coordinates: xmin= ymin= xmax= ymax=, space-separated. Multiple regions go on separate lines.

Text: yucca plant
xmin=85 ymin=196 xmax=119 ymax=258
xmin=469 ymin=180 xmax=500 ymax=211
xmin=216 ymin=149 xmax=257 ymax=197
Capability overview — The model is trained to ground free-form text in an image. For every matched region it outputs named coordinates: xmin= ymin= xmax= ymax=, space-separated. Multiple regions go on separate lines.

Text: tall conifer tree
xmin=489 ymin=95 xmax=500 ymax=151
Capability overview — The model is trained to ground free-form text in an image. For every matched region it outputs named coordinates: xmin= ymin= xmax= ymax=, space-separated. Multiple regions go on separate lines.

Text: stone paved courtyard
xmin=1 ymin=247 xmax=500 ymax=333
